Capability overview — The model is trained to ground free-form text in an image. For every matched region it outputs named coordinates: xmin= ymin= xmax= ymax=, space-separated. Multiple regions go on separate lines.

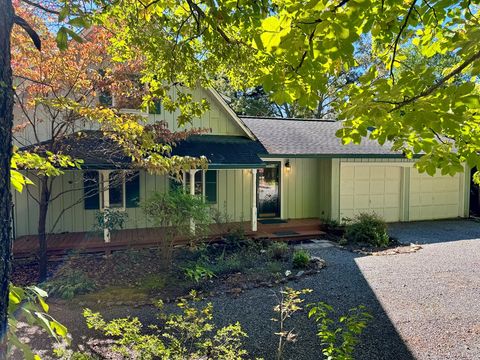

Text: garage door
xmin=340 ymin=165 xmax=402 ymax=222
xmin=409 ymin=170 xmax=461 ymax=221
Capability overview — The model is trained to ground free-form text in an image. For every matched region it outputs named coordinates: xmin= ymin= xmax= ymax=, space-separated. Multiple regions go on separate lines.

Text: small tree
xmin=142 ymin=189 xmax=211 ymax=269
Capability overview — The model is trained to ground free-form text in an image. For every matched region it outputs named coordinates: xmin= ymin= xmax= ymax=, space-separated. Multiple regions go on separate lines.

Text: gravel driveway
xmin=27 ymin=219 xmax=480 ymax=359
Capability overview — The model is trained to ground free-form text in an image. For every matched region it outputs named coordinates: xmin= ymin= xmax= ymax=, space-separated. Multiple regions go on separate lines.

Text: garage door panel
xmin=370 ymin=181 xmax=386 ymax=194
xmin=355 ymin=180 xmax=371 ymax=195
xmin=340 ymin=165 xmax=401 ymax=223
xmin=408 ymin=171 xmax=461 ymax=221
xmin=385 ymin=194 xmax=401 ymax=207
xmin=354 ymin=167 xmax=370 ymax=180
xmin=354 ymin=194 xmax=370 ymax=208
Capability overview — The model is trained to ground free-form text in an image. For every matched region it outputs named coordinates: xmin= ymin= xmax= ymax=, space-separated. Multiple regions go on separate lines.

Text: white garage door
xmin=340 ymin=165 xmax=402 ymax=222
xmin=409 ymin=170 xmax=461 ymax=221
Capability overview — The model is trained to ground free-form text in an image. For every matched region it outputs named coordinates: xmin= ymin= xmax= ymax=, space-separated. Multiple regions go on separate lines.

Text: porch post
xmin=101 ymin=170 xmax=111 ymax=243
xmin=189 ymin=169 xmax=197 ymax=234
xmin=251 ymin=169 xmax=257 ymax=232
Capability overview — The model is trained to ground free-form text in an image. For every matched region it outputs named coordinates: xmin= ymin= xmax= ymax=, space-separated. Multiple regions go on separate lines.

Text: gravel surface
xmin=21 ymin=219 xmax=480 ymax=359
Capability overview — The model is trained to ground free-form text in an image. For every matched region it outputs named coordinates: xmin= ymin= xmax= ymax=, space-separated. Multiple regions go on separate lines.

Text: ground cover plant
xmin=12 ymin=236 xmax=324 ymax=303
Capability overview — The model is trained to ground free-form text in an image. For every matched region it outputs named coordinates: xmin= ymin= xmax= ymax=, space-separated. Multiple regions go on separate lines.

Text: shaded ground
xmin=20 ymin=219 xmax=480 ymax=359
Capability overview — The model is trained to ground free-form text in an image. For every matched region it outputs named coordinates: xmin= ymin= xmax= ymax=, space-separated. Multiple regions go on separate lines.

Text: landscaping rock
xmin=309 ymin=256 xmax=326 ymax=270
xmin=296 ymin=270 xmax=305 ymax=278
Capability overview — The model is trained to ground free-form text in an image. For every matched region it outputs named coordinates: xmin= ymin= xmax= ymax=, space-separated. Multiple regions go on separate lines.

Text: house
xmin=12 ymin=87 xmax=471 ymax=247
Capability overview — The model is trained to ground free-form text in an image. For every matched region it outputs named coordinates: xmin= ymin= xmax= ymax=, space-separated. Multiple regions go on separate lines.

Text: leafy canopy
xmin=27 ymin=0 xmax=480 ymax=176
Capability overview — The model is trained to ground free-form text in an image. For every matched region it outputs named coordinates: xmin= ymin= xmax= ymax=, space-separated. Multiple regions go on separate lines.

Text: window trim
xmin=83 ymin=170 xmax=140 ymax=211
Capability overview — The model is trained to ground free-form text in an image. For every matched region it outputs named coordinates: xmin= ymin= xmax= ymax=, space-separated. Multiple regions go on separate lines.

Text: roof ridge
xmin=239 ymin=115 xmax=337 ymax=123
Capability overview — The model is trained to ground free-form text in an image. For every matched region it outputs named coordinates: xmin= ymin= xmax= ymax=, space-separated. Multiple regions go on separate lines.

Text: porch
xmin=13 ymin=218 xmax=325 ymax=258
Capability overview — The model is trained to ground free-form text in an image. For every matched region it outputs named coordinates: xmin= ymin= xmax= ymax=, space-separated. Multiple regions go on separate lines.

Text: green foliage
xmin=344 ymin=213 xmax=390 ymax=247
xmin=266 ymin=260 xmax=283 ymax=275
xmin=86 ymin=0 xmax=480 ymax=180
xmin=268 ymin=242 xmax=290 ymax=260
xmin=8 ymin=285 xmax=69 ymax=359
xmin=94 ymin=208 xmax=128 ymax=234
xmin=308 ymin=303 xmax=372 ymax=360
xmin=183 ymin=264 xmax=215 ymax=283
xmin=84 ymin=291 xmax=249 ymax=360
xmin=292 ymin=250 xmax=311 ymax=269
xmin=273 ymin=287 xmax=312 ymax=360
xmin=142 ymin=189 xmax=212 ymax=268
xmin=43 ymin=269 xmax=96 ymax=299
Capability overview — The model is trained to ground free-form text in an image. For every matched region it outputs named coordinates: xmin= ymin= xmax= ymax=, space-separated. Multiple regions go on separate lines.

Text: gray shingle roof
xmin=241 ymin=117 xmax=403 ymax=157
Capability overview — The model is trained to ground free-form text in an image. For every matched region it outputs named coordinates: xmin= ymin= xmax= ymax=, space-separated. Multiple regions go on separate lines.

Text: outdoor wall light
xmin=285 ymin=160 xmax=291 ymax=172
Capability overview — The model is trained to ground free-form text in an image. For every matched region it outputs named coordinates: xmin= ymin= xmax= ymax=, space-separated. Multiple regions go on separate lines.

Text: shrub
xmin=292 ymin=250 xmax=311 ymax=269
xmin=266 ymin=260 xmax=283 ymax=275
xmin=210 ymin=253 xmax=244 ymax=275
xmin=43 ymin=268 xmax=95 ymax=299
xmin=308 ymin=302 xmax=372 ymax=360
xmin=344 ymin=212 xmax=390 ymax=247
xmin=183 ymin=264 xmax=215 ymax=283
xmin=94 ymin=208 xmax=128 ymax=234
xmin=142 ymin=189 xmax=212 ymax=269
xmin=268 ymin=241 xmax=290 ymax=260
xmin=84 ymin=291 xmax=249 ymax=359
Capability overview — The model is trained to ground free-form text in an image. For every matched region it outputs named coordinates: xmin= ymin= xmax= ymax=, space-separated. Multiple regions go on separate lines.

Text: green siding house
xmin=12 ymin=88 xmax=471 ymax=241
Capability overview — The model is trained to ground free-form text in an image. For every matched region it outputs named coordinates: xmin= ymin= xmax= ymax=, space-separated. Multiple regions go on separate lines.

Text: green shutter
xmin=149 ymin=99 xmax=162 ymax=114
xmin=126 ymin=171 xmax=140 ymax=208
xmin=205 ymin=170 xmax=217 ymax=203
xmin=83 ymin=171 xmax=100 ymax=210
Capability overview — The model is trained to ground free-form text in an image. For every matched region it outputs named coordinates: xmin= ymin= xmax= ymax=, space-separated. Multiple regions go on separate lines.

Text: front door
xmin=257 ymin=162 xmax=281 ymax=218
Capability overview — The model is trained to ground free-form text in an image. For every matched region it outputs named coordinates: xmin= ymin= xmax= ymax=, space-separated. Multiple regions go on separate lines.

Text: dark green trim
xmin=209 ymin=163 xmax=266 ymax=169
xmin=259 ymin=153 xmax=421 ymax=159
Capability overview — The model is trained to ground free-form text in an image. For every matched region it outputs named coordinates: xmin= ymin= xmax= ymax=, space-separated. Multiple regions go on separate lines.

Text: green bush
xmin=210 ymin=253 xmax=244 ymax=274
xmin=43 ymin=269 xmax=96 ymax=299
xmin=268 ymin=241 xmax=290 ymax=260
xmin=94 ymin=208 xmax=128 ymax=234
xmin=183 ymin=264 xmax=215 ymax=283
xmin=142 ymin=189 xmax=212 ymax=269
xmin=84 ymin=291 xmax=248 ymax=359
xmin=308 ymin=302 xmax=372 ymax=360
xmin=344 ymin=212 xmax=390 ymax=247
xmin=292 ymin=250 xmax=311 ymax=269
xmin=266 ymin=260 xmax=283 ymax=275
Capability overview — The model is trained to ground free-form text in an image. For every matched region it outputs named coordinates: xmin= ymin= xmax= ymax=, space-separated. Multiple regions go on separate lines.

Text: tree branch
xmin=21 ymin=0 xmax=60 ymax=15
xmin=388 ymin=48 xmax=480 ymax=112
xmin=390 ymin=0 xmax=416 ymax=84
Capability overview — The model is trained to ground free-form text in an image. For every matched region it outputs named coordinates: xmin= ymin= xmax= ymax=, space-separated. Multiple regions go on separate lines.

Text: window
xmin=83 ymin=171 xmax=100 ymax=210
xmin=107 ymin=171 xmax=124 ymax=208
xmin=83 ymin=170 xmax=140 ymax=210
xmin=169 ymin=170 xmax=217 ymax=204
xmin=125 ymin=171 xmax=140 ymax=208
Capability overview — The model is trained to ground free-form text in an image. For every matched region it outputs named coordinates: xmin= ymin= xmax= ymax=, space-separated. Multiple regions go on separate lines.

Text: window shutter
xmin=126 ymin=171 xmax=140 ymax=208
xmin=205 ymin=170 xmax=217 ymax=203
xmin=83 ymin=171 xmax=100 ymax=210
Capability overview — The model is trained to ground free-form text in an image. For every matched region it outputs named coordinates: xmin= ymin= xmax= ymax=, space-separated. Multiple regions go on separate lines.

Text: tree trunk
xmin=0 ymin=0 xmax=15 ymax=358
xmin=38 ymin=176 xmax=50 ymax=282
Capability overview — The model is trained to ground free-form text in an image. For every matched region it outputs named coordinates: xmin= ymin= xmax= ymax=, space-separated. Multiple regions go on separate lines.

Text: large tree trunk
xmin=38 ymin=176 xmax=50 ymax=282
xmin=0 ymin=0 xmax=15 ymax=358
